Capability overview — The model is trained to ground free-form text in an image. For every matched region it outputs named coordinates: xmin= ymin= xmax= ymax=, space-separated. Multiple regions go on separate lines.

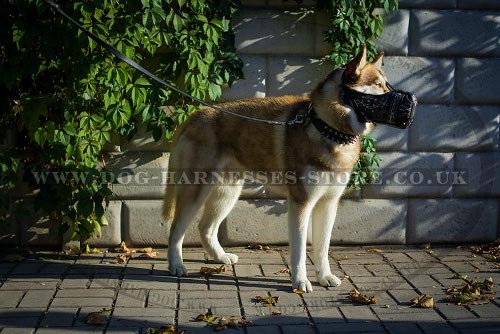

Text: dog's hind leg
xmin=312 ymin=196 xmax=342 ymax=287
xmin=198 ymin=181 xmax=243 ymax=265
xmin=168 ymin=184 xmax=212 ymax=277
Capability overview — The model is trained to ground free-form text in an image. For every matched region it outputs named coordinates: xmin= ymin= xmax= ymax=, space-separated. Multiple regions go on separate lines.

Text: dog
xmin=163 ymin=45 xmax=391 ymax=292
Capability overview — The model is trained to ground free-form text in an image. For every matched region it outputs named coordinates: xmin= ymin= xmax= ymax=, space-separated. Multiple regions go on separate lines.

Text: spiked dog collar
xmin=309 ymin=108 xmax=358 ymax=145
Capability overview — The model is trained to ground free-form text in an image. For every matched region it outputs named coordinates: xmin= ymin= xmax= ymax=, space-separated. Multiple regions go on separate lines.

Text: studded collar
xmin=309 ymin=107 xmax=358 ymax=145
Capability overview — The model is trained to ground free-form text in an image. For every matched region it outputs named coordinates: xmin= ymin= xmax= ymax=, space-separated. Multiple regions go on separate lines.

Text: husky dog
xmin=163 ymin=46 xmax=391 ymax=292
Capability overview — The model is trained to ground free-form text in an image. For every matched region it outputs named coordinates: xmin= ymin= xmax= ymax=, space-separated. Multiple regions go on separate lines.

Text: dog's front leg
xmin=288 ymin=198 xmax=314 ymax=292
xmin=312 ymin=197 xmax=342 ymax=287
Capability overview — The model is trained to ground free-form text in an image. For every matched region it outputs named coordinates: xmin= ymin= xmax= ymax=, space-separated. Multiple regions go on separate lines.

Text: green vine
xmin=0 ymin=0 xmax=243 ymax=240
xmin=316 ymin=0 xmax=398 ymax=189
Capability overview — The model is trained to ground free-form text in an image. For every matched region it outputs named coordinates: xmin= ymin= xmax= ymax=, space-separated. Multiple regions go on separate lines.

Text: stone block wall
xmin=5 ymin=0 xmax=499 ymax=247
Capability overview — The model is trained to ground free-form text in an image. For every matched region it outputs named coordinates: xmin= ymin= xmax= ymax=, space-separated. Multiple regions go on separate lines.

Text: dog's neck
xmin=310 ymin=69 xmax=374 ymax=137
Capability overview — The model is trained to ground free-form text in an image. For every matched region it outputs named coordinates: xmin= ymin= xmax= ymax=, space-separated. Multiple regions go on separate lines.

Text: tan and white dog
xmin=163 ymin=45 xmax=390 ymax=292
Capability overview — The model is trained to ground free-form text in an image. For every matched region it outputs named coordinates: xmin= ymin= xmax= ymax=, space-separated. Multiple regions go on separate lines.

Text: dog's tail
xmin=163 ymin=181 xmax=176 ymax=223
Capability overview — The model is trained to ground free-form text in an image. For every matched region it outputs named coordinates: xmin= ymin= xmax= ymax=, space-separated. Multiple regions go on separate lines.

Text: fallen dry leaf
xmin=410 ymin=294 xmax=434 ymax=308
xmin=292 ymin=288 xmax=305 ymax=295
xmin=85 ymin=312 xmax=107 ymax=326
xmin=115 ymin=241 xmax=131 ymax=253
xmin=214 ymin=316 xmax=252 ymax=331
xmin=138 ymin=251 xmax=159 ymax=259
xmin=200 ymin=265 xmax=226 ymax=276
xmin=348 ymin=289 xmax=377 ymax=305
xmin=147 ymin=325 xmax=184 ymax=334
xmin=367 ymin=248 xmax=383 ymax=253
xmin=135 ymin=247 xmax=153 ymax=253
xmin=248 ymin=243 xmax=271 ymax=251
xmin=84 ymin=244 xmax=101 ymax=254
xmin=252 ymin=295 xmax=279 ymax=307
xmin=271 ymin=310 xmax=282 ymax=316
xmin=273 ymin=268 xmax=290 ymax=275
xmin=116 ymin=253 xmax=131 ymax=264
xmin=446 ymin=277 xmax=494 ymax=305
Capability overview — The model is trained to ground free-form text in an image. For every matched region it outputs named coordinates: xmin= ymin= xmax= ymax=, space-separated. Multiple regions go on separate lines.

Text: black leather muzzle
xmin=342 ymin=83 xmax=417 ymax=129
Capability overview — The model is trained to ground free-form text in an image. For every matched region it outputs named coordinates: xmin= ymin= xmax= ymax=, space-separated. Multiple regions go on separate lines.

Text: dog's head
xmin=342 ymin=44 xmax=388 ymax=95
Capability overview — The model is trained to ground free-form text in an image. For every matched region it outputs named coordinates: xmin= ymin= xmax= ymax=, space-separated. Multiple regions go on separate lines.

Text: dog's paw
xmin=215 ymin=252 xmax=239 ymax=265
xmin=169 ymin=263 xmax=188 ymax=277
xmin=292 ymin=278 xmax=313 ymax=293
xmin=318 ymin=273 xmax=342 ymax=287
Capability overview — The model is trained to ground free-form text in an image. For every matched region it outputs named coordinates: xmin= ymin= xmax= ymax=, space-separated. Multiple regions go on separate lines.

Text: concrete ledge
xmin=409 ymin=105 xmax=499 ymax=152
xmin=457 ymin=0 xmax=500 ymax=9
xmin=120 ymin=124 xmax=169 ymax=152
xmin=454 ymin=152 xmax=500 ymax=197
xmin=409 ymin=10 xmax=500 ymax=57
xmin=85 ymin=201 xmax=122 ymax=247
xmin=370 ymin=125 xmax=408 ymax=152
xmin=383 ymin=57 xmax=455 ymax=104
xmin=361 ymin=152 xmax=454 ymax=198
xmin=456 ymin=58 xmax=500 ymax=104
xmin=408 ymin=199 xmax=498 ymax=243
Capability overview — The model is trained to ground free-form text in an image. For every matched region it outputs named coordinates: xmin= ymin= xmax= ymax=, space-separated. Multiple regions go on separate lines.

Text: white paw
xmin=169 ymin=263 xmax=188 ymax=277
xmin=318 ymin=273 xmax=342 ymax=287
xmin=215 ymin=252 xmax=239 ymax=265
xmin=292 ymin=278 xmax=313 ymax=293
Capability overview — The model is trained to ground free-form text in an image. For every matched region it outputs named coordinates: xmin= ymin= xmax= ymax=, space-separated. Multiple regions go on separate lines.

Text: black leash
xmin=43 ymin=0 xmax=309 ymax=126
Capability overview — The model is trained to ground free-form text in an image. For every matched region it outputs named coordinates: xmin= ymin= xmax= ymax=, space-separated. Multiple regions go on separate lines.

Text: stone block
xmin=106 ymin=151 xmax=168 ymax=200
xmin=457 ymin=0 xmax=500 ymax=9
xmin=382 ymin=56 xmax=455 ymax=104
xmin=220 ymin=199 xmax=288 ymax=245
xmin=122 ymin=199 xmax=201 ymax=247
xmin=410 ymin=10 xmax=500 ymax=57
xmin=408 ymin=199 xmax=498 ymax=243
xmin=332 ymin=199 xmax=407 ymax=244
xmin=409 ymin=105 xmax=499 ymax=152
xmin=0 ymin=218 xmax=18 ymax=246
xmin=120 ymin=124 xmax=170 ymax=152
xmin=267 ymin=56 xmax=332 ymax=96
xmin=399 ymin=0 xmax=457 ymax=8
xmin=221 ymin=55 xmax=267 ymax=101
xmin=454 ymin=152 xmax=500 ymax=197
xmin=267 ymin=0 xmax=316 ymax=8
xmin=241 ymin=0 xmax=266 ymax=7
xmin=19 ymin=199 xmax=61 ymax=247
xmin=456 ymin=58 xmax=500 ymax=104
xmin=314 ymin=12 xmax=333 ymax=56
xmin=84 ymin=201 xmax=122 ymax=247
xmin=233 ymin=8 xmax=317 ymax=55
xmin=362 ymin=152 xmax=454 ymax=198
xmin=375 ymin=9 xmax=410 ymax=56
xmin=370 ymin=124 xmax=408 ymax=152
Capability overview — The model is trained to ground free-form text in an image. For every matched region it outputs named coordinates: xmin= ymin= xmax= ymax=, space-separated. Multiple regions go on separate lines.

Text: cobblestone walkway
xmin=0 ymin=246 xmax=499 ymax=334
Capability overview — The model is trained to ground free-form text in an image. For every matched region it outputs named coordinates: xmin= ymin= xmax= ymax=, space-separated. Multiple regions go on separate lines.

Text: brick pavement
xmin=0 ymin=246 xmax=499 ymax=334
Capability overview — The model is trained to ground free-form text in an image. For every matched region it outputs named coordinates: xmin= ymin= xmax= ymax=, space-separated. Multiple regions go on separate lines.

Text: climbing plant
xmin=0 ymin=0 xmax=243 ymax=240
xmin=315 ymin=0 xmax=399 ymax=189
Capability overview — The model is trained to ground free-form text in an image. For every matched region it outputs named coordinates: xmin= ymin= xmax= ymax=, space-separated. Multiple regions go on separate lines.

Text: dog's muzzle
xmin=342 ymin=83 xmax=417 ymax=129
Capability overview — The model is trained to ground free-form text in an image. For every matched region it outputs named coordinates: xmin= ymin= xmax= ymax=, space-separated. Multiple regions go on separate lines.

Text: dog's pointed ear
xmin=344 ymin=44 xmax=367 ymax=80
xmin=373 ymin=52 xmax=384 ymax=69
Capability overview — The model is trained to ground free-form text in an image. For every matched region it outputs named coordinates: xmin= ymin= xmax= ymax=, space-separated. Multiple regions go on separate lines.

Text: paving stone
xmin=435 ymin=303 xmax=477 ymax=320
xmin=362 ymin=152 xmax=454 ymax=198
xmin=404 ymin=275 xmax=440 ymax=288
xmin=419 ymin=322 xmax=460 ymax=334
xmin=409 ymin=10 xmax=500 ymax=56
xmin=234 ymin=265 xmax=263 ymax=278
xmin=51 ymin=297 xmax=114 ymax=307
xmin=40 ymin=307 xmax=78 ymax=327
xmin=147 ymin=290 xmax=176 ymax=308
xmin=18 ymin=289 xmax=54 ymax=308
xmin=366 ymin=264 xmax=400 ymax=277
xmin=456 ymin=58 xmax=500 ymax=104
xmin=384 ymin=322 xmax=421 ymax=334
xmin=0 ymin=281 xmax=59 ymax=291
xmin=316 ymin=322 xmax=385 ymax=333
xmin=468 ymin=303 xmax=500 ymax=318
xmin=33 ymin=329 xmax=102 ymax=334
xmin=0 ymin=328 xmax=36 ymax=334
xmin=387 ymin=289 xmax=419 ymax=306
xmin=340 ymin=265 xmax=373 ymax=277
xmin=58 ymin=275 xmax=90 ymax=289
xmin=208 ymin=277 xmax=239 ymax=291
xmin=454 ymin=152 xmax=500 ymax=197
xmin=90 ymin=274 xmax=120 ymax=289
xmin=383 ymin=253 xmax=413 ymax=263
xmin=121 ymin=275 xmax=177 ymax=290
xmin=245 ymin=307 xmax=310 ymax=325
xmin=308 ymin=306 xmax=344 ymax=323
xmin=246 ymin=326 xmax=281 ymax=334
xmin=352 ymin=276 xmax=414 ymax=291
xmin=339 ymin=305 xmax=379 ymax=322
xmin=373 ymin=307 xmax=444 ymax=323
xmin=408 ymin=199 xmax=498 ymax=243
xmin=281 ymin=324 xmax=316 ymax=334
xmin=55 ymin=288 xmax=115 ymax=298
xmin=382 ymin=56 xmax=454 ymax=104
xmin=0 ymin=291 xmax=24 ymax=308
xmin=114 ymin=289 xmax=146 ymax=308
